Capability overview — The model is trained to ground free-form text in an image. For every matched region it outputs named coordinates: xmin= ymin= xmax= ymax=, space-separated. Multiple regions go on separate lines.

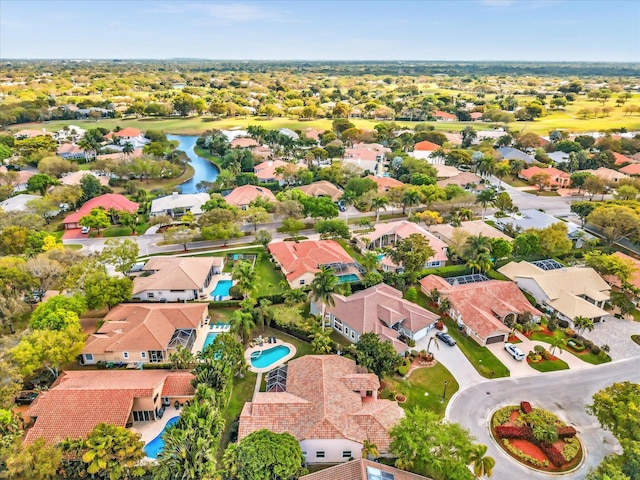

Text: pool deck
xmin=245 ymin=337 xmax=296 ymax=373
xmin=133 ymin=411 xmax=181 ymax=446
xmin=191 ymin=324 xmax=230 ymax=353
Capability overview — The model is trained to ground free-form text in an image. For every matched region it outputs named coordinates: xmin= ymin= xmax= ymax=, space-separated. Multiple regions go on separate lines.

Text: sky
xmin=1 ymin=0 xmax=639 ymax=62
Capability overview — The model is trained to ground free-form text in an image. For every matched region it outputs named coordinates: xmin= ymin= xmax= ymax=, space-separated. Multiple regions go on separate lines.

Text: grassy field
xmin=522 ymin=189 xmax=561 ymax=197
xmin=526 ymin=357 xmax=569 ymax=372
xmin=381 ymin=363 xmax=459 ymax=417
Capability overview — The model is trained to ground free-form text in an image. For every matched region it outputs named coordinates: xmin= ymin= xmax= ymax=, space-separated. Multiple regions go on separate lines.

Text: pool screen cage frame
xmin=266 ymin=365 xmax=288 ymax=392
xmin=168 ymin=329 xmax=196 ymax=351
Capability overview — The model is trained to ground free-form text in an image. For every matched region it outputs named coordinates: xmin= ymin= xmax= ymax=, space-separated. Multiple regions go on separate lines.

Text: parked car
xmin=435 ymin=331 xmax=456 ymax=347
xmin=81 ymin=226 xmax=90 ymax=234
xmin=504 ymin=342 xmax=525 ymax=361
xmin=15 ymin=391 xmax=38 ymax=405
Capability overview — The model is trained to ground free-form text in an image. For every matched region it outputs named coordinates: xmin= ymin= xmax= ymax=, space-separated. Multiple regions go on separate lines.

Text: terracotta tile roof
xmin=268 ymin=240 xmax=356 ymax=282
xmin=366 ymin=175 xmax=405 ymax=192
xmin=0 ymin=167 xmax=35 ymax=185
xmin=414 ymin=140 xmax=441 ymax=151
xmin=83 ymin=303 xmax=207 ymax=355
xmin=295 ymin=181 xmax=344 ymax=202
xmin=619 ymin=163 xmax=640 ymax=176
xmin=581 ymin=167 xmax=628 ymax=182
xmin=57 ymin=143 xmax=84 ymax=155
xmin=300 ymin=458 xmax=431 ymax=480
xmin=239 ymin=355 xmax=404 ymax=451
xmin=113 ymin=127 xmax=143 ymax=138
xmin=254 ymin=159 xmax=297 ymax=181
xmin=24 ymin=370 xmax=194 ymax=445
xmin=14 ymin=129 xmax=54 ymax=138
xmin=132 ymin=257 xmax=219 ymax=294
xmin=432 ymin=164 xmax=461 ymax=178
xmin=230 ymin=137 xmax=259 ymax=148
xmin=420 ymin=276 xmax=540 ymax=340
xmin=520 ymin=166 xmax=570 ymax=186
xmin=161 ymin=372 xmax=197 ymax=397
xmin=470 ymin=112 xmax=484 ymax=120
xmin=433 ymin=110 xmax=456 ymax=120
xmin=60 ymin=171 xmax=110 ymax=187
xmin=304 ymin=128 xmax=324 ymax=141
xmin=224 ymin=184 xmax=277 ymax=207
xmin=63 ymin=194 xmax=138 ymax=225
xmin=437 ymin=172 xmax=482 ymax=188
xmin=607 ymin=252 xmax=640 ymax=290
xmin=612 ymin=152 xmax=634 ymax=165
xmin=328 ymin=284 xmax=439 ymax=349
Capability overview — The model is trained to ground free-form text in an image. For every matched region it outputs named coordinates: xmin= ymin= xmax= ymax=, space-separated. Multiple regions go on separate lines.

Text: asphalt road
xmin=447 ymin=357 xmax=640 ymax=480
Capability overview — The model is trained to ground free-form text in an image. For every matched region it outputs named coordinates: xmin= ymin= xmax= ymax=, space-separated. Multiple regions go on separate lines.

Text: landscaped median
xmin=528 ymin=323 xmax=611 ymax=365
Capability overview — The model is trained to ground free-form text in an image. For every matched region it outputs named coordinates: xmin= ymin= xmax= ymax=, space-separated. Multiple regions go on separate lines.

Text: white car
xmin=80 ymin=226 xmax=90 ymax=234
xmin=504 ymin=343 xmax=525 ymax=361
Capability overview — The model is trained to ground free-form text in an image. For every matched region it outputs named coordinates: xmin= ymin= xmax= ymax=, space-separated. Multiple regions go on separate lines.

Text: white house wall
xmin=300 ymin=438 xmax=364 ymax=464
xmin=513 ymin=278 xmax=548 ymax=306
xmin=133 ymin=289 xmax=199 ymax=302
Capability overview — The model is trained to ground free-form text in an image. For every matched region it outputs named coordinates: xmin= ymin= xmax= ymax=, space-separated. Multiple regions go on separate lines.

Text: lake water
xmin=167 ymin=134 xmax=219 ymax=194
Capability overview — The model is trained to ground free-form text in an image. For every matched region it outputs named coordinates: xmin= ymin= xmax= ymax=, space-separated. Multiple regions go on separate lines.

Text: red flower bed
xmin=509 ymin=439 xmax=548 ymax=463
xmin=520 ymin=401 xmax=532 ymax=414
xmin=495 ymin=425 xmax=533 ymax=439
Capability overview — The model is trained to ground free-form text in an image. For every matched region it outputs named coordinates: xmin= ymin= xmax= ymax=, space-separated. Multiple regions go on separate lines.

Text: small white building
xmin=150 ymin=192 xmax=210 ymax=217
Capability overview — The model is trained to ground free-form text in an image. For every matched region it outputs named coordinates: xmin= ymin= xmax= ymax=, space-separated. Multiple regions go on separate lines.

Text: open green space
xmin=529 ymin=330 xmax=611 ymax=365
xmin=99 ymin=226 xmax=133 ymax=238
xmin=522 ymin=189 xmax=561 ymax=197
xmin=503 ymin=176 xmax=530 ymax=188
xmin=381 ymin=363 xmax=459 ymax=417
xmin=526 ymin=357 xmax=569 ymax=372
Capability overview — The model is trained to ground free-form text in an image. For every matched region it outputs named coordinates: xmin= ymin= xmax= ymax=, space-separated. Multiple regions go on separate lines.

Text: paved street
xmin=447 ymin=357 xmax=640 ymax=480
xmin=488 ymin=175 xmax=575 ymax=217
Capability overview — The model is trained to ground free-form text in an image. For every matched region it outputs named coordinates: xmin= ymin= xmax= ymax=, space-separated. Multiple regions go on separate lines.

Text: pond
xmin=168 ymin=134 xmax=219 ymax=194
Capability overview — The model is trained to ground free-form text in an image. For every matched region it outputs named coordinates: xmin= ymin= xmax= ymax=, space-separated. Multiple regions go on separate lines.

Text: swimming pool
xmin=203 ymin=332 xmax=218 ymax=349
xmin=211 ymin=279 xmax=233 ymax=298
xmin=144 ymin=416 xmax=179 ymax=459
xmin=338 ymin=273 xmax=360 ymax=283
xmin=250 ymin=345 xmax=291 ymax=369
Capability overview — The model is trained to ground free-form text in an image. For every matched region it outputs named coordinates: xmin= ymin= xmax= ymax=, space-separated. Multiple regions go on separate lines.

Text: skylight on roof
xmin=366 ymin=466 xmax=395 ymax=480
xmin=446 ymin=274 xmax=489 ymax=286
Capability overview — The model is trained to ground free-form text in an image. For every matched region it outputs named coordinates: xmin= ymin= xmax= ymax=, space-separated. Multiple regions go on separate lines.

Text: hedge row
xmin=557 ymin=426 xmax=577 ymax=439
xmin=495 ymin=425 xmax=533 ymax=439
xmin=539 ymin=442 xmax=566 ymax=468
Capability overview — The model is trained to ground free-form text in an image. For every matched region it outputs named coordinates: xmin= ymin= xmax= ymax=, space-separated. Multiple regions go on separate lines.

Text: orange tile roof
xmin=620 ymin=163 xmax=640 ymax=176
xmin=239 ymin=355 xmax=404 ymax=451
xmin=63 ymin=194 xmax=138 ymax=225
xmin=610 ymin=252 xmax=640 ymax=290
xmin=328 ymin=284 xmax=439 ymax=350
xmin=254 ymin=159 xmax=296 ymax=181
xmin=433 ymin=110 xmax=456 ymax=120
xmin=419 ymin=276 xmax=542 ymax=340
xmin=268 ymin=240 xmax=356 ymax=282
xmin=414 ymin=140 xmax=441 ymax=151
xmin=300 ymin=458 xmax=431 ymax=480
xmin=113 ymin=127 xmax=143 ymax=138
xmin=366 ymin=175 xmax=405 ymax=192
xmin=230 ymin=137 xmax=259 ymax=148
xmin=613 ymin=152 xmax=632 ymax=165
xmin=224 ymin=184 xmax=277 ymax=207
xmin=295 ymin=181 xmax=344 ymax=202
xmin=520 ymin=166 xmax=570 ymax=186
xmin=162 ymin=373 xmax=197 ymax=397
xmin=83 ymin=303 xmax=207 ymax=355
xmin=24 ymin=370 xmax=194 ymax=445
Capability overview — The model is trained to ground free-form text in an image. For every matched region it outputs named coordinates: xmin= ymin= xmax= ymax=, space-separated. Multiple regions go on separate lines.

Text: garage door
xmin=486 ymin=334 xmax=506 ymax=345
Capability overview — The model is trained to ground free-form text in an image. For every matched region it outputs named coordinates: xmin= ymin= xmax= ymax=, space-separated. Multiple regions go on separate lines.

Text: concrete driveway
xmin=583 ymin=317 xmax=640 ymax=360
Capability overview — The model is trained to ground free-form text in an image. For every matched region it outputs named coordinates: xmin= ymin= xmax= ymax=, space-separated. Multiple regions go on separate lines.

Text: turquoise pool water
xmin=144 ymin=416 xmax=179 ymax=459
xmin=338 ymin=273 xmax=360 ymax=283
xmin=211 ymin=279 xmax=233 ymax=298
xmin=250 ymin=345 xmax=291 ymax=369
xmin=203 ymin=332 xmax=218 ymax=349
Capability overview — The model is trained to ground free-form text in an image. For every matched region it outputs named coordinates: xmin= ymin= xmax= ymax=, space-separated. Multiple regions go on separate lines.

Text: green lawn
xmin=381 ymin=363 xmax=459 ymax=417
xmin=441 ymin=317 xmax=510 ymax=378
xmin=254 ymin=255 xmax=288 ymax=297
xmin=527 ymin=357 xmax=569 ymax=372
xmin=503 ymin=176 xmax=529 ymax=188
xmin=194 ymin=146 xmax=223 ymax=167
xmin=522 ymin=189 xmax=561 ymax=197
xmin=529 ymin=330 xmax=611 ymax=365
xmin=65 ymin=244 xmax=83 ymax=250
xmin=100 ymin=226 xmax=133 ymax=237
xmin=336 ymin=239 xmax=365 ymax=264
xmin=632 ymin=334 xmax=640 ymax=346
xmin=217 ymin=371 xmax=257 ymax=460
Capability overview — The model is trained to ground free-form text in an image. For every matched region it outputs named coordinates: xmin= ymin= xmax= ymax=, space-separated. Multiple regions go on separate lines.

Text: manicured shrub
xmin=520 ymin=401 xmax=532 ymax=414
xmin=562 ymin=438 xmax=580 ymax=462
xmin=589 ymin=344 xmax=601 ymax=355
xmin=534 ymin=345 xmax=546 ymax=355
xmin=547 ymin=318 xmax=558 ymax=331
xmin=397 ymin=364 xmax=409 ymax=376
xmin=557 ymin=319 xmax=570 ymax=329
xmin=495 ymin=425 xmax=533 ymax=439
xmin=557 ymin=426 xmax=577 ymax=439
xmin=492 ymin=406 xmax=517 ymax=428
xmin=566 ymin=338 xmax=585 ymax=351
xmin=565 ymin=328 xmax=577 ymax=338
xmin=539 ymin=442 xmax=566 ymax=467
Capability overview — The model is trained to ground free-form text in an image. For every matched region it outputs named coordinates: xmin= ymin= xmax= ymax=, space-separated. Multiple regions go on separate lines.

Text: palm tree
xmin=549 ymin=337 xmax=566 ymax=356
xmin=463 ymin=234 xmax=492 ymax=259
xmin=437 ymin=297 xmax=451 ymax=315
xmin=401 ymin=188 xmax=421 ymax=217
xmin=509 ymin=159 xmax=525 ymax=178
xmin=361 ymin=440 xmax=380 ymax=460
xmin=477 ymin=156 xmax=497 ymax=178
xmin=340 ymin=190 xmax=358 ymax=223
xmin=310 ymin=266 xmax=339 ymax=331
xmin=361 ymin=250 xmax=379 ymax=272
xmin=475 ymin=252 xmax=493 ymax=273
xmin=255 ymin=298 xmax=272 ymax=333
xmin=470 ymin=444 xmax=496 ymax=479
xmin=230 ymin=310 xmax=255 ymax=345
xmin=310 ymin=324 xmax=333 ymax=354
xmin=283 ymin=288 xmax=307 ymax=306
xmin=371 ymin=196 xmax=389 ymax=223
xmin=533 ymin=424 xmax=559 ymax=444
xmin=458 ymin=208 xmax=474 ymax=221
xmin=495 ymin=161 xmax=511 ymax=188
xmin=122 ymin=141 xmax=134 ymax=156
xmin=573 ymin=316 xmax=594 ymax=336
xmin=231 ymin=261 xmax=256 ymax=299
xmin=475 ymin=189 xmax=497 ymax=220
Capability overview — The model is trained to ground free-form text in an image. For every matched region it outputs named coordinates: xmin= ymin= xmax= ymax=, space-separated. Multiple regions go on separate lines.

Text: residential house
xmin=355 ymin=221 xmax=448 ymax=271
xmin=95 ymin=148 xmax=144 ymax=162
xmin=410 ymin=140 xmax=443 ymax=164
xmin=547 ymin=151 xmax=570 ymax=164
xmin=582 ymin=167 xmax=628 ymax=183
xmin=432 ymin=164 xmax=461 ymax=179
xmin=433 ymin=110 xmax=456 ymax=122
xmin=132 ymin=257 xmax=224 ymax=302
xmin=631 ymin=152 xmax=640 ymax=162
xmin=150 ymin=192 xmax=210 ymax=217
xmin=619 ymin=163 xmax=640 ymax=176
xmin=224 ymin=184 xmax=277 ymax=209
xmin=519 ymin=166 xmax=571 ymax=189
xmin=254 ymin=159 xmax=301 ymax=185
xmin=56 ymin=143 xmax=87 ymax=160
xmin=491 ymin=209 xmax=592 ymax=246
xmin=300 ymin=459 xmax=431 ymax=480
xmin=420 ymin=275 xmax=542 ymax=346
xmin=54 ymin=125 xmax=86 ymax=142
xmin=303 ymin=128 xmax=324 ymax=143
xmin=295 ymin=181 xmax=343 ymax=202
xmin=497 ymin=147 xmax=533 ymax=164
xmin=343 ymin=143 xmax=389 ymax=174
xmin=436 ymin=171 xmax=483 ymax=191
xmin=112 ymin=127 xmax=144 ymax=142
xmin=607 ymin=252 xmax=640 ymax=305
xmin=0 ymin=193 xmax=43 ymax=212
xmin=498 ymin=260 xmax=611 ymax=324
xmin=13 ymin=129 xmax=54 ymax=139
xmin=82 ymin=303 xmax=209 ymax=365
xmin=427 ymin=220 xmax=511 ymax=244
xmin=613 ymin=152 xmax=634 ymax=166
xmin=314 ymin=283 xmax=440 ymax=347
xmin=470 ymin=112 xmax=484 ymax=122
xmin=230 ymin=137 xmax=259 ymax=149
xmin=443 ymin=132 xmax=463 ymax=145
xmin=239 ymin=355 xmax=405 ymax=464
xmin=475 ymin=129 xmax=507 ymax=143
xmin=24 ymin=370 xmax=195 ymax=445
xmin=268 ymin=240 xmax=363 ymax=288
xmin=278 ymin=128 xmax=299 ymax=140
xmin=366 ymin=175 xmax=405 ymax=194
xmin=60 ymin=171 xmax=110 ymax=188
xmin=0 ymin=166 xmax=35 ymax=192
xmin=62 ymin=194 xmax=139 ymax=230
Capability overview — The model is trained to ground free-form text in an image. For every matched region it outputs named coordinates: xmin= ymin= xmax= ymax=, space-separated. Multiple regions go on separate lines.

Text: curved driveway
xmin=447 ymin=358 xmax=640 ymax=480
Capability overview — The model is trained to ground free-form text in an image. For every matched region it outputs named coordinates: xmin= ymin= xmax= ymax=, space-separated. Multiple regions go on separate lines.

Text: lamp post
xmin=441 ymin=380 xmax=448 ymax=403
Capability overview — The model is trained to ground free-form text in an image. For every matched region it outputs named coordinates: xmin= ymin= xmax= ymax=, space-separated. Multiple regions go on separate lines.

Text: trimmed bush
xmin=495 ymin=425 xmax=533 ymax=439
xmin=492 ymin=406 xmax=518 ymax=428
xmin=562 ymin=438 xmax=580 ymax=462
xmin=566 ymin=339 xmax=585 ymax=351
xmin=520 ymin=401 xmax=532 ymax=414
xmin=539 ymin=442 xmax=566 ymax=467
xmin=557 ymin=426 xmax=577 ymax=439
xmin=589 ymin=344 xmax=601 ymax=355
xmin=565 ymin=328 xmax=577 ymax=338
xmin=557 ymin=319 xmax=570 ymax=328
